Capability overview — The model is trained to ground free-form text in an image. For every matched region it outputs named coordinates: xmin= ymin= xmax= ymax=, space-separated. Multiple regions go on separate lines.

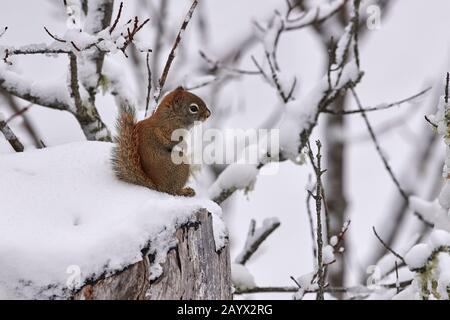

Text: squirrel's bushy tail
xmin=111 ymin=105 xmax=156 ymax=189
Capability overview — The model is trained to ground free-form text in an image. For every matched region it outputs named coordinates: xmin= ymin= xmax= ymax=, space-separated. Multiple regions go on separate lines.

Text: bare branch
xmin=184 ymin=76 xmax=219 ymax=91
xmin=0 ymin=87 xmax=41 ymax=148
xmin=234 ymin=280 xmax=413 ymax=295
xmin=0 ymin=118 xmax=24 ymax=152
xmin=144 ymin=52 xmax=152 ymax=117
xmin=120 ymin=16 xmax=151 ymax=57
xmin=0 ymin=26 xmax=7 ymax=38
xmin=307 ymin=140 xmax=326 ymax=300
xmin=151 ymin=0 xmax=169 ymax=88
xmin=212 ymin=68 xmax=363 ymax=205
xmin=68 ymin=53 xmax=83 ymax=115
xmin=200 ymin=51 xmax=262 ymax=75
xmin=109 ymin=2 xmax=123 ymax=34
xmin=151 ymin=0 xmax=199 ymax=112
xmin=324 ymin=87 xmax=432 ymax=115
xmin=372 ymin=226 xmax=406 ymax=265
xmin=235 ymin=218 xmax=281 ymax=265
xmin=43 ymin=27 xmax=66 ymax=43
xmin=284 ymin=1 xmax=348 ymax=31
xmin=306 ymin=179 xmax=317 ymax=260
xmin=265 ymin=52 xmax=296 ymax=103
xmin=350 ymin=88 xmax=433 ymax=227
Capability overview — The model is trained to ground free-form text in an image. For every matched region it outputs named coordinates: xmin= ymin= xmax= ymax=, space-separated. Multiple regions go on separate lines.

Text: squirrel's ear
xmin=172 ymin=86 xmax=185 ymax=106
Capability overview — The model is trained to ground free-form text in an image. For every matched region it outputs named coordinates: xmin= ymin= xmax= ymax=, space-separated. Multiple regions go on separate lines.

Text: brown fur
xmin=111 ymin=87 xmax=210 ymax=196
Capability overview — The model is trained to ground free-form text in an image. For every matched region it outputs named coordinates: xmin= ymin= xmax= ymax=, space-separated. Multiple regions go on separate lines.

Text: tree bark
xmin=73 ymin=210 xmax=232 ymax=300
xmin=324 ymin=95 xmax=348 ymax=296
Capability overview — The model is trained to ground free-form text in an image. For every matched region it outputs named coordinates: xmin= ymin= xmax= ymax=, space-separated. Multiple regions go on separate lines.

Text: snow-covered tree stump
xmin=73 ymin=210 xmax=232 ymax=300
xmin=0 ymin=142 xmax=230 ymax=300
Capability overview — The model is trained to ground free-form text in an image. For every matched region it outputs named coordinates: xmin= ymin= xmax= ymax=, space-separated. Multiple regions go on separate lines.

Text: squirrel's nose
xmin=205 ymin=109 xmax=211 ymax=118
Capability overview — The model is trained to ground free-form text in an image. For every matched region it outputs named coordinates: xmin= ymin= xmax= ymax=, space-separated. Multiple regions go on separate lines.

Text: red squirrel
xmin=112 ymin=86 xmax=210 ymax=196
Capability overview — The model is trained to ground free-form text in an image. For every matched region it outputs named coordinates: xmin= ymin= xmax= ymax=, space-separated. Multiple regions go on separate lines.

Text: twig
xmin=324 ymin=87 xmax=432 ymax=115
xmin=352 ymin=0 xmax=361 ymax=69
xmin=68 ymin=53 xmax=83 ymax=114
xmin=212 ymin=70 xmax=363 ymax=205
xmin=395 ymin=261 xmax=400 ymax=294
xmin=152 ymin=0 xmax=199 ymax=111
xmin=335 ymin=0 xmax=361 ymax=86
xmin=250 ymin=55 xmax=271 ymax=83
xmin=332 ymin=220 xmax=351 ymax=250
xmin=5 ymin=103 xmax=33 ymax=124
xmin=235 ymin=218 xmax=281 ymax=265
xmin=109 ymin=2 xmax=123 ymax=34
xmin=307 ymin=140 xmax=326 ymax=300
xmin=70 ymin=41 xmax=81 ymax=51
xmin=445 ymin=72 xmax=449 ymax=104
xmin=284 ymin=1 xmax=347 ymax=31
xmin=234 ymin=279 xmax=413 ymax=295
xmin=200 ymin=51 xmax=262 ymax=75
xmin=425 ymin=115 xmax=438 ymax=128
xmin=44 ymin=27 xmax=66 ymax=43
xmin=0 ymin=89 xmax=41 ymax=148
xmin=144 ymin=51 xmax=152 ymax=117
xmin=151 ymin=0 xmax=169 ymax=88
xmin=184 ymin=76 xmax=219 ymax=91
xmin=352 ymin=88 xmax=434 ymax=226
xmin=372 ymin=226 xmax=406 ymax=265
xmin=350 ymin=88 xmax=408 ymax=201
xmin=0 ymin=26 xmax=7 ymax=38
xmin=0 ymin=119 xmax=24 ymax=152
xmin=306 ymin=179 xmax=317 ymax=260
xmin=265 ymin=52 xmax=296 ymax=103
xmin=120 ymin=16 xmax=150 ymax=56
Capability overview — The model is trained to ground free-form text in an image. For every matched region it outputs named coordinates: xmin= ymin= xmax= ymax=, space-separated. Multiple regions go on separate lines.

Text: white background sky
xmin=1 ymin=0 xmax=449 ymax=299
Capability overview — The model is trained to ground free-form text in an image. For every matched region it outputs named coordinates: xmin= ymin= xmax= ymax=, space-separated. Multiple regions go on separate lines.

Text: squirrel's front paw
xmin=178 ymin=187 xmax=196 ymax=197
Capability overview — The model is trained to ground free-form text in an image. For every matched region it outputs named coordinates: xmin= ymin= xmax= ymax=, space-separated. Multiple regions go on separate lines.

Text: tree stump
xmin=73 ymin=209 xmax=231 ymax=300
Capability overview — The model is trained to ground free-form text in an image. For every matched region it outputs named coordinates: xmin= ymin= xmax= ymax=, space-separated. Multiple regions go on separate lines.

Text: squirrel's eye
xmin=189 ymin=103 xmax=199 ymax=114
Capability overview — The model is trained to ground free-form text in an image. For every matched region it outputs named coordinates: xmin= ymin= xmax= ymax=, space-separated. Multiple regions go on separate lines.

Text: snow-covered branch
xmin=0 ymin=2 xmax=151 ymax=142
xmin=235 ymin=218 xmax=281 ymax=265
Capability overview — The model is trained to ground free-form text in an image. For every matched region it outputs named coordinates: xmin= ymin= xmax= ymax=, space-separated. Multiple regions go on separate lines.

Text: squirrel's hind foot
xmin=177 ymin=187 xmax=196 ymax=197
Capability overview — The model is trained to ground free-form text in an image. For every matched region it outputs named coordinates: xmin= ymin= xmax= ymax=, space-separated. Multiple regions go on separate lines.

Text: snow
xmin=375 ymin=233 xmax=418 ymax=279
xmin=398 ymin=248 xmax=450 ymax=300
xmin=208 ymin=163 xmax=259 ymax=201
xmin=212 ymin=212 xmax=228 ymax=251
xmin=409 ymin=196 xmax=450 ymax=232
xmin=0 ymin=63 xmax=73 ymax=111
xmin=0 ymin=141 xmax=223 ymax=299
xmin=322 ymin=245 xmax=335 ymax=265
xmin=405 ymin=244 xmax=432 ymax=270
xmin=259 ymin=13 xmax=283 ymax=54
xmin=64 ymin=0 xmax=82 ymax=30
xmin=335 ymin=23 xmax=352 ymax=66
xmin=439 ymin=181 xmax=450 ymax=209
xmin=279 ymin=60 xmax=360 ymax=161
xmin=284 ymin=0 xmax=345 ymax=30
xmin=293 ymin=272 xmax=318 ymax=300
xmin=429 ymin=229 xmax=450 ymax=249
xmin=234 ymin=217 xmax=280 ymax=264
xmin=231 ymin=263 xmax=256 ymax=290
xmin=102 ymin=58 xmax=136 ymax=107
